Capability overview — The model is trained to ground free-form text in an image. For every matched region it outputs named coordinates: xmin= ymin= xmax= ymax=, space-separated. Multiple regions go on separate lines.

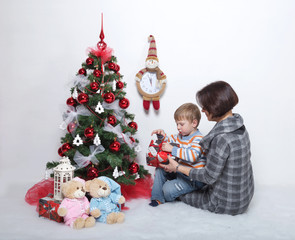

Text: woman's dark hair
xmin=196 ymin=81 xmax=239 ymax=118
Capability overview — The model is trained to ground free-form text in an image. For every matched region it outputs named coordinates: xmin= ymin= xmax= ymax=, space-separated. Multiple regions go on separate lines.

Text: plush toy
xmin=135 ymin=35 xmax=167 ymax=110
xmin=57 ymin=177 xmax=95 ymax=229
xmin=85 ymin=176 xmax=125 ymax=224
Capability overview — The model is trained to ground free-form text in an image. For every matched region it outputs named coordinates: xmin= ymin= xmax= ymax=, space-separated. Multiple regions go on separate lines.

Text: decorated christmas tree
xmin=46 ymin=17 xmax=149 ymax=185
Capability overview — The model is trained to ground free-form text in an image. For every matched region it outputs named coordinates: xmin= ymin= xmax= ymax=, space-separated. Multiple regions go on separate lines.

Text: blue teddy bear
xmin=85 ymin=176 xmax=125 ymax=224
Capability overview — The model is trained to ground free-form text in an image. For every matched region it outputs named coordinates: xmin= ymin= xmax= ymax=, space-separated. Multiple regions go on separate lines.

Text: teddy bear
xmin=57 ymin=177 xmax=95 ymax=229
xmin=85 ymin=176 xmax=125 ymax=224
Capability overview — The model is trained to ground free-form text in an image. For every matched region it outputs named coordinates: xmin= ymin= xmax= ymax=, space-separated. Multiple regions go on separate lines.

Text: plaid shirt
xmin=180 ymin=114 xmax=254 ymax=215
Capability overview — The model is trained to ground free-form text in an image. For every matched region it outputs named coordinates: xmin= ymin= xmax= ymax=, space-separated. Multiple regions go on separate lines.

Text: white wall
xmin=1 ymin=0 xmax=295 ymax=192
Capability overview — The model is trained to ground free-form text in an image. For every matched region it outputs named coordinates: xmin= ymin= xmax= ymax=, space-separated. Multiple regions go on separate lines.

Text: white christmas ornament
xmin=135 ymin=144 xmax=142 ymax=153
xmin=134 ymin=173 xmax=140 ymax=180
xmin=72 ymin=88 xmax=78 ymax=99
xmin=112 ymin=81 xmax=116 ymax=91
xmin=93 ymin=134 xmax=101 ymax=146
xmin=113 ymin=166 xmax=125 ymax=179
xmin=95 ymin=101 xmax=104 ymax=114
xmin=59 ymin=121 xmax=67 ymax=130
xmin=73 ymin=134 xmax=83 ymax=146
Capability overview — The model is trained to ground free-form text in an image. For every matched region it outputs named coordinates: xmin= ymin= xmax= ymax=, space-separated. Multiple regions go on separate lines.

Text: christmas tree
xmin=46 ymin=17 xmax=149 ymax=185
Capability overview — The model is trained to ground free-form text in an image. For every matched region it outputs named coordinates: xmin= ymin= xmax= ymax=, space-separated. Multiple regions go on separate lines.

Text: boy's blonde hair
xmin=174 ymin=103 xmax=201 ymax=127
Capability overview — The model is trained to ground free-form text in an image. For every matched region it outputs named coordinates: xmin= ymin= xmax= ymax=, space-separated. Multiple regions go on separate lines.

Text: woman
xmin=161 ymin=81 xmax=254 ymax=215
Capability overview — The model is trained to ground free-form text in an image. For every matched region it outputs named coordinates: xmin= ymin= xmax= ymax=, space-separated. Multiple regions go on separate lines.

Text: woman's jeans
xmin=151 ymin=167 xmax=205 ymax=203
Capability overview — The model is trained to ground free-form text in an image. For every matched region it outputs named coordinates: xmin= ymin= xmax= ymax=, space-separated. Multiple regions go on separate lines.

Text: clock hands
xmin=148 ymin=75 xmax=153 ymax=86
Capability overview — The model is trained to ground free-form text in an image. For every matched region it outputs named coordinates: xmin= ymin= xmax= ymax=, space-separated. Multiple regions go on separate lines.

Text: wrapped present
xmin=146 ymin=134 xmax=179 ymax=167
xmin=39 ymin=194 xmax=63 ymax=223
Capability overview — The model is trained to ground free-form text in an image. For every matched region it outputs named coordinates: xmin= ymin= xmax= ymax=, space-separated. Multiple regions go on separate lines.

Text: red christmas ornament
xmin=119 ymin=98 xmax=130 ymax=109
xmin=108 ymin=62 xmax=116 ymax=71
xmin=61 ymin=143 xmax=72 ymax=153
xmin=115 ymin=64 xmax=120 ymax=73
xmin=107 ymin=62 xmax=120 ymax=73
xmin=97 ymin=41 xmax=107 ymax=50
xmin=109 ymin=141 xmax=121 ymax=152
xmin=78 ymin=68 xmax=87 ymax=76
xmin=84 ymin=127 xmax=94 ymax=138
xmin=107 ymin=115 xmax=117 ymax=125
xmin=58 ymin=147 xmax=64 ymax=157
xmin=66 ymin=97 xmax=77 ymax=107
xmin=90 ymin=82 xmax=99 ymax=91
xmin=130 ymin=137 xmax=135 ymax=143
xmin=93 ymin=69 xmax=102 ymax=78
xmin=116 ymin=81 xmax=124 ymax=89
xmin=87 ymin=166 xmax=99 ymax=179
xmin=128 ymin=121 xmax=138 ymax=130
xmin=86 ymin=57 xmax=94 ymax=66
xmin=129 ymin=162 xmax=139 ymax=174
xmin=104 ymin=92 xmax=115 ymax=103
xmin=77 ymin=93 xmax=89 ymax=104
xmin=67 ymin=122 xmax=76 ymax=133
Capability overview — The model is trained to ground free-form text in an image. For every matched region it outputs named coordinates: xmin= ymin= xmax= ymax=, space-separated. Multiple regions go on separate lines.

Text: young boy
xmin=149 ymin=103 xmax=206 ymax=207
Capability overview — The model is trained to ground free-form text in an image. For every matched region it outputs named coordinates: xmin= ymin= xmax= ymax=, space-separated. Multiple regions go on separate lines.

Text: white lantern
xmin=53 ymin=157 xmax=76 ymax=200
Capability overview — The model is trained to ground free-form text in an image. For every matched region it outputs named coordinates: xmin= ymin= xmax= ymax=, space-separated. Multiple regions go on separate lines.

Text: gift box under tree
xmin=39 ymin=194 xmax=63 ymax=223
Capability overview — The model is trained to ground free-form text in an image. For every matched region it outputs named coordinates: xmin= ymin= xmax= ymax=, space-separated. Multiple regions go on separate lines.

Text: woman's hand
xmin=159 ymin=155 xmax=179 ymax=173
xmin=151 ymin=129 xmax=165 ymax=136
xmin=160 ymin=155 xmax=191 ymax=177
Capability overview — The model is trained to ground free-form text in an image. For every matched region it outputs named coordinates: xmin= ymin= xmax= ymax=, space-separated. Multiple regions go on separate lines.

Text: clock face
xmin=140 ymin=72 xmax=161 ymax=94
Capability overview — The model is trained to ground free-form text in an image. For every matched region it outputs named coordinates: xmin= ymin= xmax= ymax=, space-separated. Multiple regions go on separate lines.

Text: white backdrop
xmin=1 ymin=0 xmax=295 ymax=195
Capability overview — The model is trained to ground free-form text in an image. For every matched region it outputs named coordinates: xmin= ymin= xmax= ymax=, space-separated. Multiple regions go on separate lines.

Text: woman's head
xmin=196 ymin=81 xmax=239 ymax=119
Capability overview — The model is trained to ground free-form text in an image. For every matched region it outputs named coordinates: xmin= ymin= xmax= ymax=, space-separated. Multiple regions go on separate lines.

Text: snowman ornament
xmin=135 ymin=35 xmax=166 ymax=111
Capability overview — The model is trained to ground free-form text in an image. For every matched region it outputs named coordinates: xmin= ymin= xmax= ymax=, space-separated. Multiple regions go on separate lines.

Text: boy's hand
xmin=162 ymin=142 xmax=173 ymax=153
xmin=151 ymin=129 xmax=165 ymax=136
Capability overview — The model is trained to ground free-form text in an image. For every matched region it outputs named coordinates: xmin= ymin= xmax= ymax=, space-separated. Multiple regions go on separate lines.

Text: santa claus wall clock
xmin=135 ymin=35 xmax=166 ymax=111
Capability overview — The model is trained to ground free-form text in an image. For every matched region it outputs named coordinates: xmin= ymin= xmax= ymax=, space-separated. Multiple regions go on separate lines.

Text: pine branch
xmin=46 ymin=161 xmax=59 ymax=169
xmin=106 ymin=153 xmax=123 ymax=168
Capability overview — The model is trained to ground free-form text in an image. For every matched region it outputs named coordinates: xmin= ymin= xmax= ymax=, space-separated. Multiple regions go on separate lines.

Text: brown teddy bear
xmin=57 ymin=177 xmax=95 ymax=229
xmin=85 ymin=176 xmax=125 ymax=224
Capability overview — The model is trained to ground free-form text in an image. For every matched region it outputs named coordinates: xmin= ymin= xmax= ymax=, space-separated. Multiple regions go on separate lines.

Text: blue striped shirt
xmin=165 ymin=129 xmax=206 ymax=168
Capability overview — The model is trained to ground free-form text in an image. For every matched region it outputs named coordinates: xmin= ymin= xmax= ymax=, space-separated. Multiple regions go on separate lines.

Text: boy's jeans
xmin=151 ymin=167 xmax=205 ymax=203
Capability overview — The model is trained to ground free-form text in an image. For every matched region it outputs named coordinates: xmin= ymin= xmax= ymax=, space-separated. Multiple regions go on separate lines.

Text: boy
xmin=149 ymin=103 xmax=206 ymax=207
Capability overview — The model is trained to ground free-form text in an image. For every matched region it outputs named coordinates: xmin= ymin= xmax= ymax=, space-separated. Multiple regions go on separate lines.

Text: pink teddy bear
xmin=57 ymin=177 xmax=95 ymax=229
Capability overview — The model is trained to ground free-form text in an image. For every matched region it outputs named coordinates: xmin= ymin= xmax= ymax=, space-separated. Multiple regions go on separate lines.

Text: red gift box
xmin=39 ymin=194 xmax=63 ymax=223
xmin=146 ymin=135 xmax=179 ymax=167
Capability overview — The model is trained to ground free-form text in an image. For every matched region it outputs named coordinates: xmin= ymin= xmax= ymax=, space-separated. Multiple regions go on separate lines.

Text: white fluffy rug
xmin=1 ymin=184 xmax=294 ymax=240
